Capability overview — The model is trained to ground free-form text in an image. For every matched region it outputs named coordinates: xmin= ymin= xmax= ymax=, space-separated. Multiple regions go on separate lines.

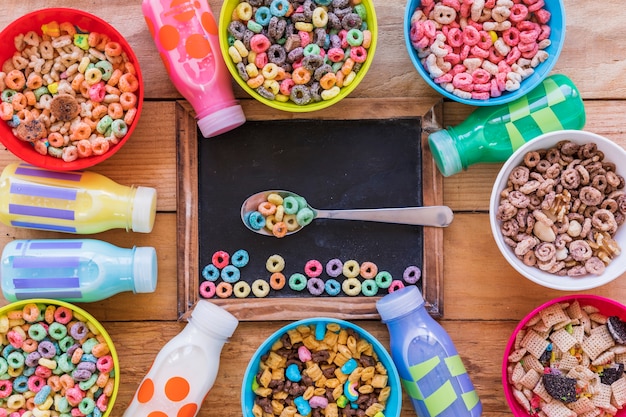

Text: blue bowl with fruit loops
xmin=219 ymin=0 xmax=378 ymax=112
xmin=404 ymin=0 xmax=566 ymax=106
xmin=241 ymin=317 xmax=401 ymax=416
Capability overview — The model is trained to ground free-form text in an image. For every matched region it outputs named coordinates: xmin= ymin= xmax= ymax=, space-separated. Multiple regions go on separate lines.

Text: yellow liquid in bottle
xmin=0 ymin=163 xmax=154 ymax=234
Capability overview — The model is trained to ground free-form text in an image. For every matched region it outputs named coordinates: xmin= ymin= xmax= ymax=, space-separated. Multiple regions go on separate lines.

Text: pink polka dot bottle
xmin=123 ymin=300 xmax=239 ymax=417
xmin=142 ymin=0 xmax=246 ymax=138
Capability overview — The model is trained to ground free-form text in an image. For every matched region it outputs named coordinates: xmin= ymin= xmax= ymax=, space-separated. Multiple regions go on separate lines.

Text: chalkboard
xmin=196 ymin=118 xmax=425 ymax=300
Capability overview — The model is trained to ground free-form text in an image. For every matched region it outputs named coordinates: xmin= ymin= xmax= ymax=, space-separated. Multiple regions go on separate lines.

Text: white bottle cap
xmin=376 ymin=285 xmax=424 ymax=322
xmin=197 ymin=104 xmax=246 ymax=138
xmin=132 ymin=246 xmax=158 ymax=293
xmin=131 ymin=186 xmax=157 ymax=233
xmin=191 ymin=300 xmax=239 ymax=338
xmin=427 ymin=129 xmax=463 ymax=177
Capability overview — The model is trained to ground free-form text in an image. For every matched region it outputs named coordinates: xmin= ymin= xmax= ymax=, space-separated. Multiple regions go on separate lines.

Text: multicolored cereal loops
xmin=244 ymin=191 xmax=314 ymax=238
xmin=0 ymin=301 xmax=116 ymax=416
xmin=250 ymin=322 xmax=392 ymax=417
xmin=410 ymin=0 xmax=553 ymax=100
xmin=226 ymin=0 xmax=373 ymax=105
xmin=0 ymin=21 xmax=139 ymax=162
xmin=199 ymin=250 xmax=422 ymax=299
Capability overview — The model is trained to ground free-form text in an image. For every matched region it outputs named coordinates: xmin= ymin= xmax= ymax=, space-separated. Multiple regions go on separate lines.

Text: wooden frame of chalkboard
xmin=176 ymin=97 xmax=445 ymax=321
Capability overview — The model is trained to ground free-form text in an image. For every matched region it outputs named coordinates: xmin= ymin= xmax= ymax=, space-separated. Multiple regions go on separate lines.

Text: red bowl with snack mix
xmin=0 ymin=8 xmax=143 ymax=171
xmin=0 ymin=299 xmax=120 ymax=416
xmin=241 ymin=317 xmax=402 ymax=417
xmin=489 ymin=130 xmax=626 ymax=291
xmin=405 ymin=0 xmax=566 ymax=106
xmin=502 ymin=295 xmax=626 ymax=416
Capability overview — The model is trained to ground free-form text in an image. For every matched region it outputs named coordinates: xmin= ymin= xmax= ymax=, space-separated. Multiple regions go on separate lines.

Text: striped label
xmin=7 ymin=164 xmax=83 ymax=231
xmin=505 ymin=77 xmax=566 ymax=152
xmin=10 ymin=251 xmax=83 ymax=299
xmin=403 ymin=354 xmax=480 ymax=417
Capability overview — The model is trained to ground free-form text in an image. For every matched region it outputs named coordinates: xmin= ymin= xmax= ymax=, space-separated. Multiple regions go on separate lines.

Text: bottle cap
xmin=197 ymin=104 xmax=246 ymax=138
xmin=428 ymin=129 xmax=463 ymax=177
xmin=131 ymin=186 xmax=157 ymax=233
xmin=191 ymin=300 xmax=239 ymax=338
xmin=132 ymin=246 xmax=158 ymax=293
xmin=376 ymin=285 xmax=425 ymax=322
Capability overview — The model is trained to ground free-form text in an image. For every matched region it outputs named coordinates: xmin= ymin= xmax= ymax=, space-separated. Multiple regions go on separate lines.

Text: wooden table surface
xmin=1 ymin=1 xmax=626 ymax=416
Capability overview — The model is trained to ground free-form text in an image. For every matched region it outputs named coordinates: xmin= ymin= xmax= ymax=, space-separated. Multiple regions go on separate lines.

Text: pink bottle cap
xmin=197 ymin=105 xmax=246 ymax=138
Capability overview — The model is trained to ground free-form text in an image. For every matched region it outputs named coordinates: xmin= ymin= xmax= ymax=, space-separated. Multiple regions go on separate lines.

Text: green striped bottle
xmin=428 ymin=74 xmax=586 ymax=176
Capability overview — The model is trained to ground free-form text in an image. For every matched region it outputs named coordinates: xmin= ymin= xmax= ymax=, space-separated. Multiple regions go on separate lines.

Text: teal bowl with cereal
xmin=241 ymin=317 xmax=402 ymax=416
xmin=0 ymin=8 xmax=143 ymax=170
xmin=0 ymin=299 xmax=120 ymax=416
xmin=405 ymin=0 xmax=566 ymax=106
xmin=219 ymin=0 xmax=378 ymax=112
xmin=503 ymin=295 xmax=626 ymax=416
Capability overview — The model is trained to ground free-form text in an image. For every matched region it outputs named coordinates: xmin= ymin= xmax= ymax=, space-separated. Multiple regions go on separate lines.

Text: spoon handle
xmin=314 ymin=206 xmax=454 ymax=227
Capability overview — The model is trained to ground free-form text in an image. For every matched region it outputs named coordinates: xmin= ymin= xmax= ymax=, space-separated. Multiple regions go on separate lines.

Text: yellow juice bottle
xmin=0 ymin=162 xmax=157 ymax=234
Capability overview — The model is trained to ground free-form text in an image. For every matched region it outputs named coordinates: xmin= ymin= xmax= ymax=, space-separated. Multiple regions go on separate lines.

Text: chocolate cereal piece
xmin=607 ymin=315 xmax=626 ymax=344
xmin=542 ymin=373 xmax=577 ymax=403
xmin=50 ymin=94 xmax=80 ymax=122
xmin=600 ymin=363 xmax=624 ymax=385
xmin=15 ymin=118 xmax=47 ymax=142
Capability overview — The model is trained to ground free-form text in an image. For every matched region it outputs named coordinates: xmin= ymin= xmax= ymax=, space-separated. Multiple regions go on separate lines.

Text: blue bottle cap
xmin=132 ymin=246 xmax=158 ymax=293
xmin=376 ymin=285 xmax=424 ymax=322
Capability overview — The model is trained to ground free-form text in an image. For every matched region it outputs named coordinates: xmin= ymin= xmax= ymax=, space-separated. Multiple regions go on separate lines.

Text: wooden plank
xmin=443 ymin=213 xmax=626 ymax=322
xmin=177 ymin=97 xmax=448 ymax=319
xmin=0 ymin=213 xmax=180 ymax=321
xmin=107 ymin=319 xmax=515 ymax=416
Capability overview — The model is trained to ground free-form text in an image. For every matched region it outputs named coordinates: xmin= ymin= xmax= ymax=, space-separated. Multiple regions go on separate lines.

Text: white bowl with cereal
xmin=0 ymin=8 xmax=143 ymax=171
xmin=503 ymin=295 xmax=626 ymax=416
xmin=489 ymin=129 xmax=626 ymax=290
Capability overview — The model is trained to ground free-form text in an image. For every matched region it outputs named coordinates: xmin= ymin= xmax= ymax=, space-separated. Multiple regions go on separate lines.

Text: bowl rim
xmin=218 ymin=0 xmax=378 ymax=113
xmin=0 ymin=7 xmax=144 ymax=171
xmin=240 ymin=317 xmax=402 ymax=417
xmin=0 ymin=298 xmax=120 ymax=417
xmin=489 ymin=129 xmax=626 ymax=290
xmin=403 ymin=0 xmax=566 ymax=106
xmin=501 ymin=294 xmax=626 ymax=416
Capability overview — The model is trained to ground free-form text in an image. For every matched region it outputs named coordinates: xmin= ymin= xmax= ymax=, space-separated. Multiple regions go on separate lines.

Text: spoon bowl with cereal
xmin=241 ymin=190 xmax=454 ymax=237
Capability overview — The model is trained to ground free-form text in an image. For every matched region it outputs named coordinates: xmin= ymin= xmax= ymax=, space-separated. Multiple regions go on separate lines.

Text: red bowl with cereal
xmin=241 ymin=317 xmax=402 ymax=416
xmin=0 ymin=299 xmax=120 ymax=416
xmin=503 ymin=295 xmax=626 ymax=416
xmin=489 ymin=130 xmax=626 ymax=290
xmin=0 ymin=8 xmax=143 ymax=170
xmin=405 ymin=0 xmax=566 ymax=106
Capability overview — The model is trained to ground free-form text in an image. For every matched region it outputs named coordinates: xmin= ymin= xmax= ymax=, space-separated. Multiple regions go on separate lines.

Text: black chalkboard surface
xmin=197 ymin=118 xmax=424 ymax=299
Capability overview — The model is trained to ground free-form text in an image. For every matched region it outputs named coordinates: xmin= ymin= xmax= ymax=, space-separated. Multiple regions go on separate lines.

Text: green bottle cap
xmin=428 ymin=129 xmax=463 ymax=177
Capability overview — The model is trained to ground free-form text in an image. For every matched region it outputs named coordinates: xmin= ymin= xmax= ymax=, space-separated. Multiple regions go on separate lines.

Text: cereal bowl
xmin=241 ymin=317 xmax=402 ymax=416
xmin=502 ymin=295 xmax=626 ymax=416
xmin=0 ymin=299 xmax=120 ymax=416
xmin=219 ymin=0 xmax=378 ymax=112
xmin=489 ymin=130 xmax=626 ymax=290
xmin=405 ymin=0 xmax=566 ymax=106
xmin=0 ymin=8 xmax=144 ymax=170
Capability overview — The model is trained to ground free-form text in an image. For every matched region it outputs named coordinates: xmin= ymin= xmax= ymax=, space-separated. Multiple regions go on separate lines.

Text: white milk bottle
xmin=123 ymin=300 xmax=239 ymax=416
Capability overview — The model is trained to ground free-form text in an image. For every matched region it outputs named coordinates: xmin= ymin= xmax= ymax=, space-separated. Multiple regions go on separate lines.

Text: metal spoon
xmin=241 ymin=190 xmax=454 ymax=237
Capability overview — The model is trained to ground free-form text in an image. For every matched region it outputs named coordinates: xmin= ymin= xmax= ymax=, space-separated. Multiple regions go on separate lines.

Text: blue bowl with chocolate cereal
xmin=242 ymin=317 xmax=401 ymax=416
xmin=404 ymin=0 xmax=566 ymax=106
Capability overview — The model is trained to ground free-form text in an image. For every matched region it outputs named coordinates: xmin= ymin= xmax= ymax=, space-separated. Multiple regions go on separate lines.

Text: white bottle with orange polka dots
xmin=123 ymin=300 xmax=239 ymax=417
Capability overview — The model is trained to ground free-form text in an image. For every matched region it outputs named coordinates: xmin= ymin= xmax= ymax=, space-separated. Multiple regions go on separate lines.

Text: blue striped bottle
xmin=1 ymin=239 xmax=157 ymax=302
xmin=376 ymin=286 xmax=482 ymax=417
